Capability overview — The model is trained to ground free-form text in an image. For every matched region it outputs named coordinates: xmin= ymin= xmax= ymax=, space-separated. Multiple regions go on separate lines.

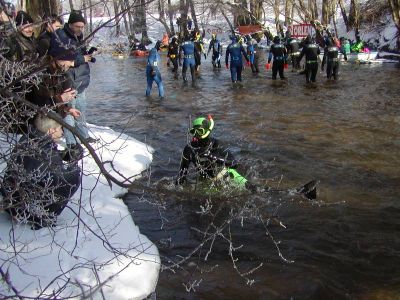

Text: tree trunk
xmin=113 ymin=0 xmax=121 ymax=36
xmin=284 ymin=0 xmax=293 ymax=26
xmin=349 ymin=0 xmax=360 ymax=31
xmin=158 ymin=0 xmax=172 ymax=35
xmin=250 ymin=0 xmax=263 ymax=23
xmin=188 ymin=0 xmax=199 ymax=31
xmin=179 ymin=0 xmax=189 ymax=35
xmin=167 ymin=0 xmax=175 ymax=35
xmin=124 ymin=0 xmax=135 ymax=35
xmin=140 ymin=0 xmax=149 ymax=40
xmin=273 ymin=0 xmax=280 ymax=32
xmin=388 ymin=0 xmax=400 ymax=49
xmin=120 ymin=0 xmax=131 ymax=36
xmin=338 ymin=0 xmax=350 ymax=31
xmin=89 ymin=0 xmax=93 ymax=32
xmin=25 ymin=0 xmax=61 ymax=20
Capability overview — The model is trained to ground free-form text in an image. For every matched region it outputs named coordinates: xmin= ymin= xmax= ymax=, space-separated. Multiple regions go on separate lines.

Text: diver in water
xmin=286 ymin=33 xmax=301 ymax=70
xmin=146 ymin=41 xmax=165 ymax=99
xmin=207 ymin=33 xmax=222 ymax=68
xmin=321 ymin=37 xmax=348 ymax=80
xmin=176 ymin=115 xmax=255 ymax=191
xmin=298 ymin=35 xmax=321 ymax=83
xmin=175 ymin=115 xmax=319 ymax=198
xmin=179 ymin=33 xmax=197 ymax=84
xmin=246 ymin=37 xmax=260 ymax=74
xmin=225 ymin=35 xmax=249 ymax=83
xmin=167 ymin=36 xmax=179 ymax=76
xmin=267 ymin=36 xmax=287 ymax=80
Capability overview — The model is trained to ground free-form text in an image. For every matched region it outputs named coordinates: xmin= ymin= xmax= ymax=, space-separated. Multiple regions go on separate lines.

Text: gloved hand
xmin=225 ymin=64 xmax=229 ymax=69
xmin=151 ymin=70 xmax=156 ymax=77
xmin=204 ymin=53 xmax=207 ymax=60
xmin=246 ymin=61 xmax=251 ymax=66
xmin=265 ymin=63 xmax=271 ymax=70
xmin=167 ymin=61 xmax=170 ymax=67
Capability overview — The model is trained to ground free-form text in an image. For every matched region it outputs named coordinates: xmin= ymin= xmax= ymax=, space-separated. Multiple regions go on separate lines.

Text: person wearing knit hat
xmin=68 ymin=10 xmax=86 ymax=25
xmin=50 ymin=9 xmax=96 ymax=150
xmin=3 ymin=10 xmax=36 ymax=61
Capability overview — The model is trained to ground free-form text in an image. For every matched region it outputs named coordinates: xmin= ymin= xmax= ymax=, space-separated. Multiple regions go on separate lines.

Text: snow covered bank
xmin=0 ymin=125 xmax=160 ymax=299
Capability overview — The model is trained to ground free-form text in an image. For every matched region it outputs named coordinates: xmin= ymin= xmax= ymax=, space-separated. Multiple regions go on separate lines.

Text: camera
xmin=87 ymin=46 xmax=97 ymax=63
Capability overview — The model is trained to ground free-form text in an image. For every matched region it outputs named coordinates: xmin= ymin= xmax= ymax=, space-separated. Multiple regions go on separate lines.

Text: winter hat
xmin=68 ymin=10 xmax=86 ymax=24
xmin=49 ymin=31 xmax=77 ymax=61
xmin=15 ymin=11 xmax=33 ymax=27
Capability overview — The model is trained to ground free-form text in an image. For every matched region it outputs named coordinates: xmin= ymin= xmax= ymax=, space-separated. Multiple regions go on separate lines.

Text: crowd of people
xmin=0 ymin=8 xmax=98 ymax=229
xmin=144 ymin=27 xmax=357 ymax=98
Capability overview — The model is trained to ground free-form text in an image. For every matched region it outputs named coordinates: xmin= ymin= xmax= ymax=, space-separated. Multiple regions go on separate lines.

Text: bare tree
xmin=388 ymin=0 xmax=400 ymax=49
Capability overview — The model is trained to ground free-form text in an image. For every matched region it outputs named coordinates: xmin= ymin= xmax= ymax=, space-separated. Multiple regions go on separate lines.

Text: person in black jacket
xmin=286 ymin=34 xmax=301 ymax=70
xmin=176 ymin=115 xmax=254 ymax=191
xmin=298 ymin=35 xmax=321 ymax=83
xmin=267 ymin=36 xmax=287 ymax=80
xmin=37 ymin=14 xmax=63 ymax=57
xmin=2 ymin=11 xmax=37 ymax=62
xmin=167 ymin=36 xmax=179 ymax=76
xmin=321 ymin=37 xmax=347 ymax=80
xmin=52 ymin=10 xmax=96 ymax=151
xmin=1 ymin=114 xmax=82 ymax=230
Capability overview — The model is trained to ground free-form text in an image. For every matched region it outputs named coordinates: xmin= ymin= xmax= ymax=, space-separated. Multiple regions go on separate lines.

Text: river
xmin=86 ymin=54 xmax=400 ymax=299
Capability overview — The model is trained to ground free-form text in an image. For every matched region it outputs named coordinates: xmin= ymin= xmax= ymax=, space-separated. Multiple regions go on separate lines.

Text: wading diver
xmin=175 ymin=115 xmax=318 ymax=199
xmin=146 ymin=40 xmax=165 ymax=99
xmin=207 ymin=33 xmax=222 ymax=68
xmin=179 ymin=33 xmax=197 ymax=84
xmin=225 ymin=35 xmax=249 ymax=84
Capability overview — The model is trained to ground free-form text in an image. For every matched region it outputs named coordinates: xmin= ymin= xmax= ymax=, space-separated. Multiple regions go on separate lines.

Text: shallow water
xmin=86 ymin=54 xmax=400 ymax=299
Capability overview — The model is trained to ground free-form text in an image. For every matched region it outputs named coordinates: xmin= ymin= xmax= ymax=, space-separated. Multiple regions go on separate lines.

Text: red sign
xmin=288 ymin=24 xmax=315 ymax=38
xmin=237 ymin=25 xmax=263 ymax=35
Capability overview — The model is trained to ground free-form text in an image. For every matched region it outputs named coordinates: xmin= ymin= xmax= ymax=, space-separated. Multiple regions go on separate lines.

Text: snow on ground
xmin=0 ymin=125 xmax=160 ymax=299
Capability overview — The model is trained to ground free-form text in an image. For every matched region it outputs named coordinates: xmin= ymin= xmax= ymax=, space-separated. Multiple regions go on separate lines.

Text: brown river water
xmin=86 ymin=54 xmax=400 ymax=299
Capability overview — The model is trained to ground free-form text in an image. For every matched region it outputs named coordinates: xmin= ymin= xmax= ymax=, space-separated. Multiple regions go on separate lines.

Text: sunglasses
xmin=189 ymin=127 xmax=207 ymax=136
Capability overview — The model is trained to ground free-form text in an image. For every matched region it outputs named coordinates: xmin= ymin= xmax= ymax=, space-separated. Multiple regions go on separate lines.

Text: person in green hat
xmin=176 ymin=115 xmax=255 ymax=191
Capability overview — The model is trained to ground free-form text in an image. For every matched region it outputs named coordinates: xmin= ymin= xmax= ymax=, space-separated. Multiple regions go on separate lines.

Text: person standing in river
xmin=179 ymin=33 xmax=197 ymax=84
xmin=167 ymin=36 xmax=179 ymax=77
xmin=298 ymin=35 xmax=321 ymax=83
xmin=225 ymin=35 xmax=249 ymax=83
xmin=321 ymin=37 xmax=347 ymax=80
xmin=267 ymin=36 xmax=287 ymax=80
xmin=146 ymin=41 xmax=165 ymax=99
xmin=207 ymin=33 xmax=222 ymax=69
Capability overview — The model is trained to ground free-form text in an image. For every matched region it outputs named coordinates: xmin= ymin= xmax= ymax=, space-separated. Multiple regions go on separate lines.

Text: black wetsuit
xmin=176 ymin=137 xmax=237 ymax=184
xmin=167 ymin=41 xmax=179 ymax=74
xmin=286 ymin=38 xmax=301 ymax=69
xmin=268 ymin=42 xmax=287 ymax=80
xmin=321 ymin=45 xmax=347 ymax=80
xmin=299 ymin=42 xmax=321 ymax=83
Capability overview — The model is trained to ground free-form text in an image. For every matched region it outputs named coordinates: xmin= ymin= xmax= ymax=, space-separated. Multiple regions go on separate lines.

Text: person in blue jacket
xmin=146 ymin=41 xmax=165 ymax=99
xmin=179 ymin=34 xmax=197 ymax=84
xmin=207 ymin=33 xmax=222 ymax=68
xmin=225 ymin=35 xmax=249 ymax=83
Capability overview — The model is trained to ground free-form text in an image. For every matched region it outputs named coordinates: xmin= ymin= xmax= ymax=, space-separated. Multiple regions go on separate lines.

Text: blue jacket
xmin=54 ymin=25 xmax=91 ymax=93
xmin=225 ymin=42 xmax=248 ymax=66
xmin=146 ymin=47 xmax=161 ymax=77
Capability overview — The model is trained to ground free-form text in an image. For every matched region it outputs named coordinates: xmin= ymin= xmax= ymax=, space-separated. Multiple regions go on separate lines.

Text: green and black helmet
xmin=189 ymin=115 xmax=214 ymax=139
